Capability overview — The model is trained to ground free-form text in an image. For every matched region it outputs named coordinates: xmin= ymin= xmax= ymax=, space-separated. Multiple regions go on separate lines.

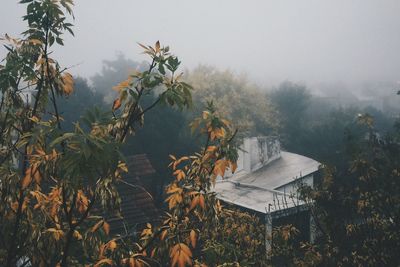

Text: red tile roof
xmin=108 ymin=154 xmax=160 ymax=235
xmin=126 ymin=154 xmax=156 ymax=178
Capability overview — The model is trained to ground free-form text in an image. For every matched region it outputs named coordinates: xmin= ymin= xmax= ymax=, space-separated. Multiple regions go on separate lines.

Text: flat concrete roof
xmin=226 ymin=151 xmax=320 ymax=190
xmin=213 ymin=151 xmax=319 ymax=214
xmin=214 ymin=180 xmax=303 ymax=214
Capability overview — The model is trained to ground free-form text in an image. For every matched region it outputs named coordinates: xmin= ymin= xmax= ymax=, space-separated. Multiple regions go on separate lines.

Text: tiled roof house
xmin=107 ymin=154 xmax=160 ymax=235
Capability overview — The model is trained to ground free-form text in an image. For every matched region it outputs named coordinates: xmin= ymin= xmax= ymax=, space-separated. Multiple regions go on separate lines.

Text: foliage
xmin=269 ymin=81 xmax=311 ymax=150
xmin=201 ymin=207 xmax=267 ymax=266
xmin=186 ymin=65 xmax=279 ymax=137
xmin=90 ymin=55 xmax=198 ymax=201
xmin=0 ymin=1 xmax=191 ymax=265
xmin=135 ymin=103 xmax=240 ymax=266
xmin=269 ymin=82 xmax=395 ymax=168
xmin=91 ymin=54 xmax=146 ymax=104
xmin=270 ymin=115 xmax=400 ymax=267
xmin=56 ymin=77 xmax=105 ymax=130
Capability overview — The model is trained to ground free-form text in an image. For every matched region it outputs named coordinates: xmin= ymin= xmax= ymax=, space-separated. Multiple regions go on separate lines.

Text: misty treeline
xmin=1 ymin=0 xmax=400 ymax=266
xmin=65 ymin=54 xmax=396 ymax=178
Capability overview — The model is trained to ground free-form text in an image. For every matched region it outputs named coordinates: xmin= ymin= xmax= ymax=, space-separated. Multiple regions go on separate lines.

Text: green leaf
xmin=56 ymin=37 xmax=64 ymax=46
xmin=49 ymin=132 xmax=75 ymax=147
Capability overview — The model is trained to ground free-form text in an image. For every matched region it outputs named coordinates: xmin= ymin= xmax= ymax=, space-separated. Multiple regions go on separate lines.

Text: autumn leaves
xmin=154 ymin=104 xmax=238 ymax=267
xmin=1 ymin=0 xmax=242 ymax=264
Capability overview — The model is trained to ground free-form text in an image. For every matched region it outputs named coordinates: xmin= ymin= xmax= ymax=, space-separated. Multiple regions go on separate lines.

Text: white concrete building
xmin=214 ymin=136 xmax=320 ymax=250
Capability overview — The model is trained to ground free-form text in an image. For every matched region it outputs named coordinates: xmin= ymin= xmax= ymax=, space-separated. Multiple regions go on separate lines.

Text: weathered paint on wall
xmin=241 ymin=136 xmax=281 ymax=173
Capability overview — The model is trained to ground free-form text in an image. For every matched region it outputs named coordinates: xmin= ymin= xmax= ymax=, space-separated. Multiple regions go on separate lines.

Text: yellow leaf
xmin=91 ymin=220 xmax=103 ymax=233
xmin=62 ymin=73 xmax=74 ymax=95
xmin=213 ymin=159 xmax=227 ymax=177
xmin=118 ymin=161 xmax=128 ymax=173
xmin=29 ymin=116 xmax=40 ymax=123
xmin=141 ymin=227 xmax=152 ymax=237
xmin=108 ymin=240 xmax=117 ymax=251
xmin=166 ymin=184 xmax=182 ymax=194
xmin=173 ymin=169 xmax=185 ymax=181
xmin=215 ymin=127 xmax=226 ymax=138
xmin=29 ymin=38 xmax=42 ymax=45
xmin=73 ymin=230 xmax=82 ymax=240
xmin=190 ymin=230 xmax=197 ymax=248
xmin=46 ymin=228 xmax=64 ymax=241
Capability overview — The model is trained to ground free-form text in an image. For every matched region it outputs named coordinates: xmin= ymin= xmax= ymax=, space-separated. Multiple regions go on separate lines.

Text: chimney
xmin=241 ymin=136 xmax=281 ymax=173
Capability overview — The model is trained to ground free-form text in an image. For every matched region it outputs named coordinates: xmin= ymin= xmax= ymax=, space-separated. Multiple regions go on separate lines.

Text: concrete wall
xmin=241 ymin=137 xmax=281 ymax=173
xmin=275 ymin=174 xmax=313 ymax=196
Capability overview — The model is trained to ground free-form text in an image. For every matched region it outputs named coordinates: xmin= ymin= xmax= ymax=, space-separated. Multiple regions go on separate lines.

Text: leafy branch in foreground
xmin=112 ymin=103 xmax=240 ymax=267
xmin=0 ymin=0 xmax=192 ymax=265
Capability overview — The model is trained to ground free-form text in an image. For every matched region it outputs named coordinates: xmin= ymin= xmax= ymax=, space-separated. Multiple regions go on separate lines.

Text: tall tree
xmin=269 ymin=81 xmax=311 ymax=150
xmin=270 ymin=114 xmax=400 ymax=267
xmin=186 ymin=65 xmax=279 ymax=138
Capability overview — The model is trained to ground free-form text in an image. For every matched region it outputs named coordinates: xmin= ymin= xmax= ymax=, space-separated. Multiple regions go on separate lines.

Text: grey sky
xmin=1 ymin=0 xmax=400 ymax=85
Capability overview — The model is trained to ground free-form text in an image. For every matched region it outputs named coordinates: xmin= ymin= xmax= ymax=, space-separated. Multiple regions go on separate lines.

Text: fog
xmin=1 ymin=0 xmax=400 ymax=88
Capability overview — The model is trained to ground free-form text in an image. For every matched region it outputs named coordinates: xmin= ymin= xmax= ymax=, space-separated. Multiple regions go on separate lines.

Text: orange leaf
xmin=150 ymin=248 xmax=157 ymax=258
xmin=112 ymin=98 xmax=122 ymax=111
xmin=170 ymin=243 xmax=192 ymax=267
xmin=206 ymin=146 xmax=217 ymax=153
xmin=91 ymin=220 xmax=103 ymax=233
xmin=173 ymin=169 xmax=185 ymax=181
xmin=160 ymin=229 xmax=168 ymax=241
xmin=108 ymin=240 xmax=117 ymax=251
xmin=21 ymin=165 xmax=37 ymax=189
xmin=112 ymin=79 xmax=131 ymax=92
xmin=198 ymin=194 xmax=205 ymax=210
xmin=189 ymin=195 xmax=199 ymax=211
xmin=213 ymin=159 xmax=227 ymax=177
xmin=103 ymin=221 xmax=110 ymax=235
xmin=94 ymin=258 xmax=114 ymax=267
xmin=190 ymin=230 xmax=197 ymax=248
